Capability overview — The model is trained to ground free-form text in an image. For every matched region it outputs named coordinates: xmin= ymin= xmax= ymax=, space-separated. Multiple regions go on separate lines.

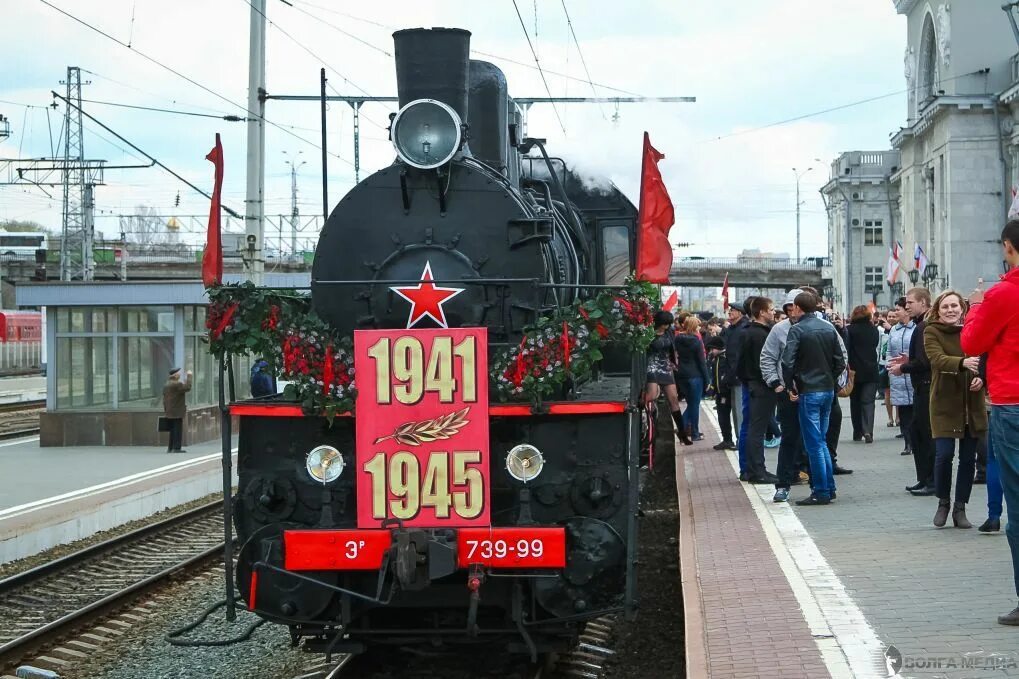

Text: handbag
xmin=837 ymin=369 xmax=855 ymax=398
xmin=157 ymin=416 xmax=172 ymax=432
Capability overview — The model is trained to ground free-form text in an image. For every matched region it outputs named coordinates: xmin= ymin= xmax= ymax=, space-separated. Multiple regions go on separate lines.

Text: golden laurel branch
xmin=374 ymin=406 xmax=471 ymax=446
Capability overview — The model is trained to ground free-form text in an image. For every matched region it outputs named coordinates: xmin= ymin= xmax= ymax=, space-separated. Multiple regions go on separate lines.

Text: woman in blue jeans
xmin=674 ymin=316 xmax=709 ymax=441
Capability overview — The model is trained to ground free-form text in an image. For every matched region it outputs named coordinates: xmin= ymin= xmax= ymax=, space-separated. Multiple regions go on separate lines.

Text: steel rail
xmin=0 ymin=501 xmax=224 ymax=664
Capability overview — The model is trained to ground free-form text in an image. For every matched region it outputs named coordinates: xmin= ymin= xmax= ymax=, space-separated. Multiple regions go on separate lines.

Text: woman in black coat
xmin=846 ymin=305 xmax=881 ymax=443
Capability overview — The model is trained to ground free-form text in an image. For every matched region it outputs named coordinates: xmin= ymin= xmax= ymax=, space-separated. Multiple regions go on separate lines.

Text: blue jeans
xmin=737 ymin=384 xmax=751 ymax=474
xmin=991 ymin=406 xmax=1019 ymax=599
xmin=679 ymin=377 xmax=704 ymax=437
xmin=798 ymin=391 xmax=835 ymax=499
xmin=986 ymin=432 xmax=1003 ymax=520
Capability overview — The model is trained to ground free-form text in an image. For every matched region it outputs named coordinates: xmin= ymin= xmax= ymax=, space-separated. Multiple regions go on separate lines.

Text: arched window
xmin=917 ymin=13 xmax=939 ymax=109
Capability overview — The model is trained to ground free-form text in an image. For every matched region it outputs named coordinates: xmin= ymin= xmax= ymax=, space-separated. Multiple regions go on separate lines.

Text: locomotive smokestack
xmin=468 ymin=60 xmax=509 ymax=173
xmin=393 ymin=28 xmax=472 ymax=122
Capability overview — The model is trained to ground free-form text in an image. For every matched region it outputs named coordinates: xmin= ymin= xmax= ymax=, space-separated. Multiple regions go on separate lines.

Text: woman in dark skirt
xmin=646 ymin=310 xmax=692 ymax=445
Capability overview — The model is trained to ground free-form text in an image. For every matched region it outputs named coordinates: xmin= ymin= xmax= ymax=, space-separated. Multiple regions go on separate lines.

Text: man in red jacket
xmin=962 ymin=220 xmax=1019 ymax=626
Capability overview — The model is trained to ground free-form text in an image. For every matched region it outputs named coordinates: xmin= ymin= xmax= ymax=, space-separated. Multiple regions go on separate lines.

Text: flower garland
xmin=490 ymin=279 xmax=657 ymax=404
xmin=206 ymin=278 xmax=657 ymax=415
xmin=206 ymin=283 xmax=355 ymax=419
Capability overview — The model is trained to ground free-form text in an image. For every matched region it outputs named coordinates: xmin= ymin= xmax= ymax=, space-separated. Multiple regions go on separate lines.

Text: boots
xmin=671 ymin=411 xmax=692 ymax=445
xmin=952 ymin=502 xmax=972 ymax=529
xmin=933 ymin=499 xmax=950 ymax=528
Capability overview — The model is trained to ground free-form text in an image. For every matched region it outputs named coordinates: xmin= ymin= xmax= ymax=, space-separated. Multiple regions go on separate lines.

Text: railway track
xmin=0 ymin=501 xmax=224 ymax=669
xmin=0 ymin=398 xmax=44 ymax=440
xmin=295 ymin=615 xmax=616 ymax=679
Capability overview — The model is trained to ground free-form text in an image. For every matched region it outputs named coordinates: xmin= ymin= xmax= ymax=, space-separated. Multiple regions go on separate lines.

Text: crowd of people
xmin=646 ymin=220 xmax=1019 ymax=626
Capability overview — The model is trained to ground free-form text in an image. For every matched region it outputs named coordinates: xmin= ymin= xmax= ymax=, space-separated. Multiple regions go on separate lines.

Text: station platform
xmin=678 ymin=403 xmax=1018 ymax=679
xmin=0 ymin=435 xmax=235 ymax=562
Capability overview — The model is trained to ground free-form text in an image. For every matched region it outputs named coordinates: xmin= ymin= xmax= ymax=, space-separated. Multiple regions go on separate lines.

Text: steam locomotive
xmin=230 ymin=27 xmax=645 ymax=661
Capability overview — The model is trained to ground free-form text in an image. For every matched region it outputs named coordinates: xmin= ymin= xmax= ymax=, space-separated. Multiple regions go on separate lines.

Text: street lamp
xmin=907 ymin=269 xmax=919 ymax=284
xmin=888 ymin=281 xmax=904 ymax=298
xmin=792 ymin=165 xmax=817 ymax=264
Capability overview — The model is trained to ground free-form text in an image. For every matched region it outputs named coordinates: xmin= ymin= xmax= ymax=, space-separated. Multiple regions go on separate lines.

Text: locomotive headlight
xmin=506 ymin=444 xmax=545 ymax=484
xmin=306 ymin=445 xmax=344 ymax=484
xmin=391 ymin=99 xmax=463 ymax=169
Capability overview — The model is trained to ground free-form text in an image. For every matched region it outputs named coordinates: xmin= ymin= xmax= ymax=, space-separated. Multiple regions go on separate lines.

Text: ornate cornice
xmin=893 ymin=0 xmax=921 ymax=15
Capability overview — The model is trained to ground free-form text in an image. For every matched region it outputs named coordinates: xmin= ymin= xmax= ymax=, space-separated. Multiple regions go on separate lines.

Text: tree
xmin=0 ymin=219 xmax=55 ymax=235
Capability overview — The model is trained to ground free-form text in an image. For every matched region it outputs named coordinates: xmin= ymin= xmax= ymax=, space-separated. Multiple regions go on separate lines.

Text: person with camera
xmin=162 ymin=366 xmax=193 ymax=453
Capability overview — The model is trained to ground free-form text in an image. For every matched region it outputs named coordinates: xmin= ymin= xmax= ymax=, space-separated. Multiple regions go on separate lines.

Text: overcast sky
xmin=0 ymin=0 xmax=906 ymax=259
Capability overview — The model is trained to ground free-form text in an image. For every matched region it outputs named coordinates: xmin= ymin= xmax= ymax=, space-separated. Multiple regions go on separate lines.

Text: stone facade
xmin=825 ymin=2 xmax=1018 ymax=308
xmin=888 ymin=1 xmax=1016 ymax=295
xmin=821 ymin=151 xmax=902 ymax=312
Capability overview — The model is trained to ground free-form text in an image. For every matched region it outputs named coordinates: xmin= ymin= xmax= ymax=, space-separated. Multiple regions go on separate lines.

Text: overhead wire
xmin=239 ymin=0 xmax=390 ymax=133
xmin=278 ymin=2 xmax=643 ymax=96
xmin=510 ymin=0 xmax=567 ymax=135
xmin=37 ymin=0 xmax=353 ymax=167
xmin=52 ymin=90 xmax=243 ymax=217
xmin=705 ymin=68 xmax=989 ymax=142
xmin=80 ymin=98 xmax=246 ymax=121
xmin=559 ymin=0 xmax=605 ymax=119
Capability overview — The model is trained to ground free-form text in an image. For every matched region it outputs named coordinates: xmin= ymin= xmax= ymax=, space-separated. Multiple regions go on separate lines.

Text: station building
xmin=16 ymin=274 xmax=307 ymax=447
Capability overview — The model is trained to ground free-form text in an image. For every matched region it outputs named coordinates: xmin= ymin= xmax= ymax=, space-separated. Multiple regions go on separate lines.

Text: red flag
xmin=635 ymin=132 xmax=675 ymax=283
xmin=202 ymin=133 xmax=224 ymax=288
xmin=662 ymin=289 xmax=679 ymax=312
xmin=721 ymin=272 xmax=730 ymax=311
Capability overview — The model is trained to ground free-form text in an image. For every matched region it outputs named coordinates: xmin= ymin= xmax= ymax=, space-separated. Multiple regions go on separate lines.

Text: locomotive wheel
xmin=533 ymin=517 xmax=626 ymax=618
xmin=236 ymin=522 xmax=338 ymax=623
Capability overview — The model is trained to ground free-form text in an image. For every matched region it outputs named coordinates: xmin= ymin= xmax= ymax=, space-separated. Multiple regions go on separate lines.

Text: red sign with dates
xmin=354 ymin=328 xmax=489 ymax=528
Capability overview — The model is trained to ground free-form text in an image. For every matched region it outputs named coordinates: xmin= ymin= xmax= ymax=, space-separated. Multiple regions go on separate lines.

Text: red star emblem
xmin=390 ymin=262 xmax=465 ymax=328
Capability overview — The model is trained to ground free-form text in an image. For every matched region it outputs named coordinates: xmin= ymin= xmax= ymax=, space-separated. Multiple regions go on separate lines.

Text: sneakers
xmin=998 ymin=605 xmax=1019 ymax=626
xmin=764 ymin=436 xmax=781 ymax=449
xmin=833 ymin=465 xmax=853 ymax=475
xmin=749 ymin=473 xmax=781 ymax=485
xmin=713 ymin=440 xmax=735 ymax=451
xmin=773 ymin=488 xmax=789 ymax=503
xmin=900 ymin=449 xmax=912 ymax=455
xmin=796 ymin=494 xmax=831 ymax=506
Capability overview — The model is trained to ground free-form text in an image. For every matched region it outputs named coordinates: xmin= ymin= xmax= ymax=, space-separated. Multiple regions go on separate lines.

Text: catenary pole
xmin=245 ymin=0 xmax=266 ymax=284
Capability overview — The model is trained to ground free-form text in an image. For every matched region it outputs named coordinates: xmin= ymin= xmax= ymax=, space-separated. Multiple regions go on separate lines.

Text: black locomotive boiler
xmin=230 ymin=27 xmax=646 ymax=661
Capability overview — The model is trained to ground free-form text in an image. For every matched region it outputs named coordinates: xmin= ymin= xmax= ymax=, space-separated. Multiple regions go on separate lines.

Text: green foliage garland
xmin=206 ymin=278 xmax=657 ymax=415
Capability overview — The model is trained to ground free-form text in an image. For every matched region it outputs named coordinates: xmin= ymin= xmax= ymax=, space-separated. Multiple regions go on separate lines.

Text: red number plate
xmin=457 ymin=527 xmax=567 ymax=568
xmin=283 ymin=530 xmax=392 ymax=571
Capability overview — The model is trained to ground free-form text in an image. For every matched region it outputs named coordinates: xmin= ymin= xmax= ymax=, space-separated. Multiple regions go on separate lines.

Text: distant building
xmin=820 ymin=151 xmax=901 ymax=312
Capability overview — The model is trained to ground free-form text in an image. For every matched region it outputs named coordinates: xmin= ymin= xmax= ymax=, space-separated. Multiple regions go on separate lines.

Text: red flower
xmin=210 ymin=302 xmax=238 ymax=340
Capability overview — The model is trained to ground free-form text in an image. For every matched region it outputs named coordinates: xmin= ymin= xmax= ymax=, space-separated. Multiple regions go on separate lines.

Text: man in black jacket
xmin=739 ymin=296 xmax=779 ymax=483
xmin=722 ymin=299 xmax=755 ymax=476
xmin=706 ymin=336 xmax=736 ymax=450
xmin=889 ymin=287 xmax=934 ymax=494
xmin=782 ymin=292 xmax=847 ymax=506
